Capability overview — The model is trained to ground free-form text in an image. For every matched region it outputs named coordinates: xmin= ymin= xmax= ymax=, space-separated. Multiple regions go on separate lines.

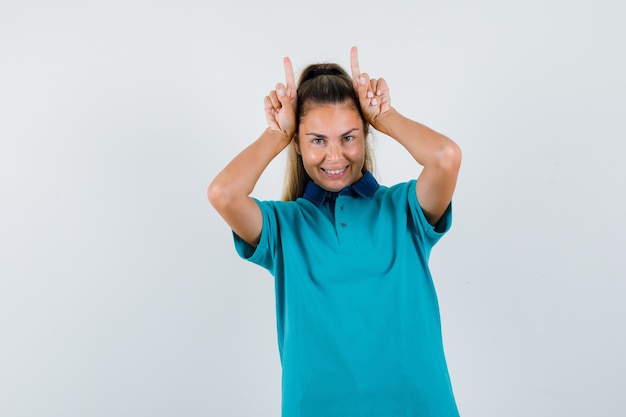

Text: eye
xmin=312 ymin=138 xmax=325 ymax=145
xmin=343 ymin=135 xmax=354 ymax=142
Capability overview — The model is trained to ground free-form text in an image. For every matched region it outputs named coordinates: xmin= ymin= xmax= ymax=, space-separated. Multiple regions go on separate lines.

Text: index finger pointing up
xmin=350 ymin=46 xmax=361 ymax=85
xmin=283 ymin=57 xmax=296 ymax=91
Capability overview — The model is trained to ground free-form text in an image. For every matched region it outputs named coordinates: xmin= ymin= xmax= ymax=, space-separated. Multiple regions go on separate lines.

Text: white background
xmin=1 ymin=0 xmax=625 ymax=416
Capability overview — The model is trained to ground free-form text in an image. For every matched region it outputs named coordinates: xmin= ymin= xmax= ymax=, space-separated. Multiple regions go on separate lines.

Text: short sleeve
xmin=233 ymin=198 xmax=276 ymax=273
xmin=406 ymin=180 xmax=452 ymax=246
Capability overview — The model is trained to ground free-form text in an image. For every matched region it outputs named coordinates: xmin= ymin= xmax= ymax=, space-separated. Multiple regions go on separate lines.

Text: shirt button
xmin=340 ymin=222 xmax=347 ymax=227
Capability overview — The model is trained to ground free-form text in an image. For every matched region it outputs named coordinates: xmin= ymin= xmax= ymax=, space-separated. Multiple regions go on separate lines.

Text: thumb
xmin=277 ymin=86 xmax=296 ymax=106
xmin=277 ymin=84 xmax=296 ymax=113
xmin=355 ymin=73 xmax=371 ymax=105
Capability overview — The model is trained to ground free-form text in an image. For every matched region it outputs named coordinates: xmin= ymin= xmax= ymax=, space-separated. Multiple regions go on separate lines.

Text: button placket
xmin=335 ymin=196 xmax=353 ymax=247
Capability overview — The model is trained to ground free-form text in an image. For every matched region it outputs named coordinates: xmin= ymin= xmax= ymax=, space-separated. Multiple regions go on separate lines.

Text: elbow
xmin=434 ymin=139 xmax=462 ymax=173
xmin=208 ymin=175 xmax=252 ymax=212
xmin=207 ymin=179 xmax=230 ymax=211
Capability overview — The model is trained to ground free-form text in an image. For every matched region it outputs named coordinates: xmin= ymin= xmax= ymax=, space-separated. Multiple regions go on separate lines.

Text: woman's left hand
xmin=350 ymin=46 xmax=393 ymax=128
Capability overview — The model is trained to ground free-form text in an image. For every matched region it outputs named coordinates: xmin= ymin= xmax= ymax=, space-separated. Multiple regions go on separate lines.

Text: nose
xmin=326 ymin=141 xmax=341 ymax=161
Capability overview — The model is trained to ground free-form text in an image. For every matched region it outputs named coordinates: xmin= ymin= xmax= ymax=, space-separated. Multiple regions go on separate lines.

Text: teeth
xmin=325 ymin=167 xmax=345 ymax=175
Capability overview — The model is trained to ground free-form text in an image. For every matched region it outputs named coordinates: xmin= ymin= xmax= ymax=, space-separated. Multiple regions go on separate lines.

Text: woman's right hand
xmin=264 ymin=57 xmax=297 ymax=141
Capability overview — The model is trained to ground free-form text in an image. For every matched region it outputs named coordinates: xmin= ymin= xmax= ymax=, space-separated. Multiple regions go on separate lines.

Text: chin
xmin=322 ymin=178 xmax=355 ymax=192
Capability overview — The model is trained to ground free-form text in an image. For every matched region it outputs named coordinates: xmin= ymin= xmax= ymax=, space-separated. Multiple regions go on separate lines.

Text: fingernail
xmin=367 ymin=91 xmax=373 ymax=98
xmin=371 ymin=98 xmax=378 ymax=105
xmin=359 ymin=77 xmax=365 ymax=85
xmin=278 ymin=89 xmax=285 ymax=97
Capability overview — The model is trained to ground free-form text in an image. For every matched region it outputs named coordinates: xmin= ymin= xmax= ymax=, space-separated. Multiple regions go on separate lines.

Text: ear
xmin=294 ymin=136 xmax=301 ymax=154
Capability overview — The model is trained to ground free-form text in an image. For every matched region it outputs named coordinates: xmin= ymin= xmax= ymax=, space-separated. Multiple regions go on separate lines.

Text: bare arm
xmin=350 ymin=47 xmax=461 ymax=225
xmin=207 ymin=58 xmax=297 ymax=246
xmin=372 ymin=110 xmax=461 ymax=225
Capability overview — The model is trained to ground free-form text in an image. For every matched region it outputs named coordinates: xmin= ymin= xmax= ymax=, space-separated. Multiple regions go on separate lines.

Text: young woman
xmin=208 ymin=46 xmax=462 ymax=417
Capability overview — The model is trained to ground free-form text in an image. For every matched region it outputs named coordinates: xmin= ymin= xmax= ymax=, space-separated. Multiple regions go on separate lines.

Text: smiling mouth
xmin=321 ymin=166 xmax=348 ymax=175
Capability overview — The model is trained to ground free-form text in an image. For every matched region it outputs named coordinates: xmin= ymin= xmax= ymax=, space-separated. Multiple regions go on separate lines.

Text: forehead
xmin=299 ymin=103 xmax=363 ymax=134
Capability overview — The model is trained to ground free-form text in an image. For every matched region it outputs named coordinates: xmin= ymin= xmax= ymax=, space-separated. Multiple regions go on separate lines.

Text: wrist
xmin=371 ymin=107 xmax=399 ymax=136
xmin=264 ymin=127 xmax=294 ymax=149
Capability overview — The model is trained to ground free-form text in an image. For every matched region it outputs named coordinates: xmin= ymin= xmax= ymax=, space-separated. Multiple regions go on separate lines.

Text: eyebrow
xmin=304 ymin=127 xmax=360 ymax=138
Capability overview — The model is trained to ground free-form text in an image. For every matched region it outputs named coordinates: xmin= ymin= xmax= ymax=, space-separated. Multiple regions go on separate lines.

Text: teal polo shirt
xmin=234 ymin=172 xmax=459 ymax=417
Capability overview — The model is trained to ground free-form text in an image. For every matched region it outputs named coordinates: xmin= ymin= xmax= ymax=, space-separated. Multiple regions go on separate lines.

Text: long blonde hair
xmin=281 ymin=63 xmax=375 ymax=201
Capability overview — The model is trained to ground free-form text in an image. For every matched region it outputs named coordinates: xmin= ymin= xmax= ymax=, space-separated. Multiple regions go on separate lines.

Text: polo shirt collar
xmin=302 ymin=171 xmax=379 ymax=207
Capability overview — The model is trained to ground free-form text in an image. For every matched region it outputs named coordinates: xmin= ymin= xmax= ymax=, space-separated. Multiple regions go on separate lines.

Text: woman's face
xmin=297 ymin=102 xmax=366 ymax=192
